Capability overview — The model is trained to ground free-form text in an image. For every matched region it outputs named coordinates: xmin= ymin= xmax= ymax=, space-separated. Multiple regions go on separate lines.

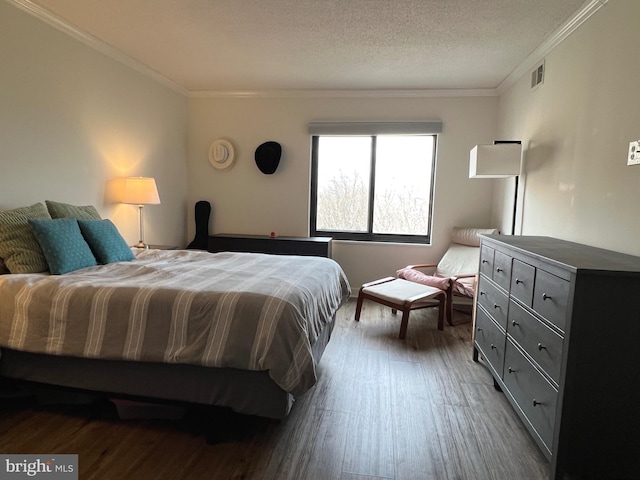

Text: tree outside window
xmin=310 ymin=134 xmax=437 ymax=243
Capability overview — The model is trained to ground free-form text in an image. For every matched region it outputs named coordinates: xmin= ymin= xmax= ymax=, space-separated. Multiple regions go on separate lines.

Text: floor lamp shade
xmin=122 ymin=177 xmax=160 ymax=248
xmin=469 ymin=144 xmax=522 ymax=178
xmin=469 ymin=142 xmax=522 ymax=235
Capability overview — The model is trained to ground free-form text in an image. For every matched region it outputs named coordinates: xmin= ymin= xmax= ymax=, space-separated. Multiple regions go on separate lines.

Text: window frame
xmin=309 ymin=133 xmax=438 ymax=244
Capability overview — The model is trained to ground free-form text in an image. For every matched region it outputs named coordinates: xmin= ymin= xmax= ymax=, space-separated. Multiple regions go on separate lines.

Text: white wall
xmin=496 ymin=0 xmax=640 ymax=256
xmin=1 ymin=0 xmax=503 ymax=290
xmin=188 ymin=94 xmax=499 ymax=290
xmin=0 ymin=2 xmax=189 ymax=247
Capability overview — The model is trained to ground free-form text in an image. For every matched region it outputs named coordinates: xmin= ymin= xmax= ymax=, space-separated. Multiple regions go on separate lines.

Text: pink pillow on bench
xmin=396 ymin=267 xmax=451 ymax=290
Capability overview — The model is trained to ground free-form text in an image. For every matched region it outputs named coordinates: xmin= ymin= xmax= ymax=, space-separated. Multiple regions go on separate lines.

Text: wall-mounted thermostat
xmin=628 ymin=140 xmax=640 ymax=166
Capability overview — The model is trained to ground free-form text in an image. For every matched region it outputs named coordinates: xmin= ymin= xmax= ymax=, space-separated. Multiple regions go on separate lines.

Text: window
xmin=310 ymin=132 xmax=438 ymax=243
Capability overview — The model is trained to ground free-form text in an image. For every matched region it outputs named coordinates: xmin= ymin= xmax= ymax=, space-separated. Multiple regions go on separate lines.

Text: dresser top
xmin=481 ymin=235 xmax=640 ymax=274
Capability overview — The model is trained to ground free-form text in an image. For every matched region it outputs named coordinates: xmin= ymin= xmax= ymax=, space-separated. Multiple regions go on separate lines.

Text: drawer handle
xmin=480 ymin=291 xmax=486 ymax=296
xmin=511 ymin=320 xmax=519 ymax=327
xmin=515 ymin=278 xmax=523 ymax=285
xmin=508 ymin=367 xmax=515 ymax=373
xmin=482 ymin=260 xmax=489 ymax=264
xmin=537 ymin=343 xmax=547 ymax=351
xmin=532 ymin=399 xmax=542 ymax=407
xmin=496 ymin=267 xmax=503 ymax=273
xmin=493 ymin=303 xmax=500 ymax=309
xmin=476 ymin=327 xmax=483 ymax=332
xmin=542 ymin=293 xmax=551 ymax=301
xmin=490 ymin=344 xmax=496 ymax=350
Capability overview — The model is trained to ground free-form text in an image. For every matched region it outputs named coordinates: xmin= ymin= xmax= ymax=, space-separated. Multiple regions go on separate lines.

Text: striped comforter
xmin=0 ymin=249 xmax=350 ymax=396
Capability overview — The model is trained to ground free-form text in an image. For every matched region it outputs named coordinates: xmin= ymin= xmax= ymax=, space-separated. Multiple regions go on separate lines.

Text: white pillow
xmin=451 ymin=227 xmax=499 ymax=247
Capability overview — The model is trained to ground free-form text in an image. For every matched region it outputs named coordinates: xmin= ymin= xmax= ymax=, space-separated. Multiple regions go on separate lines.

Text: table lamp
xmin=122 ymin=177 xmax=161 ymax=248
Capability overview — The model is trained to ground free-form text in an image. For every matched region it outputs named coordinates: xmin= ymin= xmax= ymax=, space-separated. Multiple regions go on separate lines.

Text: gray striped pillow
xmin=45 ymin=200 xmax=101 ymax=220
xmin=0 ymin=203 xmax=51 ymax=273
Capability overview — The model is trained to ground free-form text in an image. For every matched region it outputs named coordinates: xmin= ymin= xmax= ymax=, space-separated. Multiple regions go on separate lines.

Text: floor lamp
xmin=122 ymin=177 xmax=161 ymax=248
xmin=469 ymin=141 xmax=522 ymax=235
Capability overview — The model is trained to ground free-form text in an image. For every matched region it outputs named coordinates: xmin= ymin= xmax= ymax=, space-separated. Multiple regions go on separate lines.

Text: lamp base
xmin=133 ymin=241 xmax=150 ymax=249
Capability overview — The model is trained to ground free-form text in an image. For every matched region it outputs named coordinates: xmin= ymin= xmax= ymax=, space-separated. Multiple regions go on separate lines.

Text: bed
xmin=0 ymin=248 xmax=350 ymax=419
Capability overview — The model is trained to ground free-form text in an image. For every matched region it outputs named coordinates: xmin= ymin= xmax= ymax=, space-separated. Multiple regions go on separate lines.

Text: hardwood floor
xmin=0 ymin=299 xmax=549 ymax=479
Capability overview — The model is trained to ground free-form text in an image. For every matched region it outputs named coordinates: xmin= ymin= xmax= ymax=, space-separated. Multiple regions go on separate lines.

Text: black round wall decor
xmin=254 ymin=141 xmax=282 ymax=175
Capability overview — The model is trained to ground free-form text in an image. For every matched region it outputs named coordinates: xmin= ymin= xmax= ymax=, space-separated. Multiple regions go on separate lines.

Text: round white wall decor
xmin=208 ymin=139 xmax=235 ymax=170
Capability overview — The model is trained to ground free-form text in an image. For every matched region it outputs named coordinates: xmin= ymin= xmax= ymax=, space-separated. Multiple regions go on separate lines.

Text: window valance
xmin=307 ymin=121 xmax=443 ymax=136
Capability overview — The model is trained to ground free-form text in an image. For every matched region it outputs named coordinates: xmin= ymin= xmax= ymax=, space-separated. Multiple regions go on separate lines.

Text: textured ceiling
xmin=26 ymin=0 xmax=587 ymax=92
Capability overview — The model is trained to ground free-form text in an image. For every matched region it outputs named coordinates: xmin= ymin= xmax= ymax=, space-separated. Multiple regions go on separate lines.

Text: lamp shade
xmin=122 ymin=177 xmax=161 ymax=205
xmin=469 ymin=144 xmax=522 ymax=178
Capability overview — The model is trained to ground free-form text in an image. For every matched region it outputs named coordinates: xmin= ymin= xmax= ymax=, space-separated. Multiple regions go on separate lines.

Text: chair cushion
xmin=435 ymin=243 xmax=481 ymax=278
xmin=397 ymin=267 xmax=450 ymax=290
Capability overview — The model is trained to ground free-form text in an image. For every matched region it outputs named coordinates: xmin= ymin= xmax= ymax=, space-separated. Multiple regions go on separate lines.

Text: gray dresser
xmin=473 ymin=235 xmax=640 ymax=480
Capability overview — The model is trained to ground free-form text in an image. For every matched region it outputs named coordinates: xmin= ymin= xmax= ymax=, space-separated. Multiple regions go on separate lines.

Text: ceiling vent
xmin=531 ymin=60 xmax=545 ymax=89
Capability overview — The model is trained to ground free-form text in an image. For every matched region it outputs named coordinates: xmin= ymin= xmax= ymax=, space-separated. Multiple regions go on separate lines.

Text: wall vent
xmin=531 ymin=61 xmax=545 ymax=89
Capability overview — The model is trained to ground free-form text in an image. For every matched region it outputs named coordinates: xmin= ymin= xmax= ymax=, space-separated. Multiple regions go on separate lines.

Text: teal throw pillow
xmin=78 ymin=219 xmax=135 ymax=264
xmin=29 ymin=218 xmax=97 ymax=275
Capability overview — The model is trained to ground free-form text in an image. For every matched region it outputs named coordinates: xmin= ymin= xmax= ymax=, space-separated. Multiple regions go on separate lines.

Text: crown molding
xmin=8 ymin=0 xmax=605 ymax=100
xmin=188 ymin=88 xmax=498 ymax=99
xmin=7 ymin=0 xmax=189 ymax=97
xmin=7 ymin=0 xmax=495 ymax=99
xmin=497 ymin=0 xmax=609 ymax=95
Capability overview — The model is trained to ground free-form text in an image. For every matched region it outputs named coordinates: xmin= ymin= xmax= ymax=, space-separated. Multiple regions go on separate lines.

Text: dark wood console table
xmin=208 ymin=234 xmax=332 ymax=257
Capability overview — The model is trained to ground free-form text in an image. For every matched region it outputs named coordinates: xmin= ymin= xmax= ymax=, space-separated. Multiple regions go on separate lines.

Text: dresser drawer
xmin=533 ymin=269 xmax=570 ymax=331
xmin=474 ymin=306 xmax=505 ymax=378
xmin=503 ymin=338 xmax=558 ymax=454
xmin=511 ymin=259 xmax=535 ymax=306
xmin=480 ymin=245 xmax=495 ymax=278
xmin=477 ymin=276 xmax=509 ymax=330
xmin=507 ymin=300 xmax=564 ymax=384
xmin=493 ymin=250 xmax=512 ymax=291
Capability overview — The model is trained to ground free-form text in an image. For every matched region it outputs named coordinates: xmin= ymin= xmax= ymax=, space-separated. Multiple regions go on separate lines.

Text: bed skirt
xmin=0 ymin=316 xmax=335 ymax=419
